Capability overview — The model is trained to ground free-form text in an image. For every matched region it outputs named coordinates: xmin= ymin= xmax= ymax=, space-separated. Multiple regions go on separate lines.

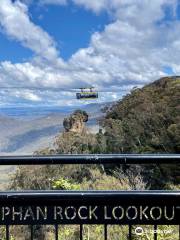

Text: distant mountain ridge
xmin=0 ymin=102 xmax=110 ymax=155
xmin=0 ymin=102 xmax=110 ymax=118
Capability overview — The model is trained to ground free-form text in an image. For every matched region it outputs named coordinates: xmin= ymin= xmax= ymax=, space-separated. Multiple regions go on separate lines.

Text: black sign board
xmin=0 ymin=191 xmax=179 ymax=225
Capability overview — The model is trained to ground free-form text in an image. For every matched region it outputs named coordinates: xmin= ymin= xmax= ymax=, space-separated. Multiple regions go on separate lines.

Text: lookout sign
xmin=1 ymin=191 xmax=180 ymax=225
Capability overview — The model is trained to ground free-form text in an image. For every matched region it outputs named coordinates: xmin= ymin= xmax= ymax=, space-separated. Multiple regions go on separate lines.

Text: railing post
xmin=154 ymin=225 xmax=157 ymax=240
xmin=104 ymin=224 xmax=108 ymax=240
xmin=31 ymin=225 xmax=33 ymax=240
xmin=129 ymin=225 xmax=132 ymax=240
xmin=80 ymin=225 xmax=83 ymax=240
xmin=55 ymin=224 xmax=58 ymax=240
xmin=6 ymin=225 xmax=9 ymax=240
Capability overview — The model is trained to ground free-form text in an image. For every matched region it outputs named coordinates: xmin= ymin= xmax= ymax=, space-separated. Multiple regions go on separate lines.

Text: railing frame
xmin=0 ymin=154 xmax=179 ymax=164
xmin=0 ymin=154 xmax=179 ymax=240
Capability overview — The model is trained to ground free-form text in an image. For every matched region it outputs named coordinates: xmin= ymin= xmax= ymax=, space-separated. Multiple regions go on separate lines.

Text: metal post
xmin=6 ymin=225 xmax=9 ymax=240
xmin=104 ymin=224 xmax=108 ymax=240
xmin=31 ymin=225 xmax=33 ymax=240
xmin=55 ymin=225 xmax=58 ymax=240
xmin=154 ymin=225 xmax=157 ymax=240
xmin=129 ymin=225 xmax=132 ymax=240
xmin=80 ymin=225 xmax=83 ymax=240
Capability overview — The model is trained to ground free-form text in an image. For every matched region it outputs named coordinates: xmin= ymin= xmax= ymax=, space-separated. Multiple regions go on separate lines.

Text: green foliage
xmin=83 ymin=225 xmax=104 ymax=240
xmin=54 ymin=132 xmax=98 ymax=154
xmin=52 ymin=178 xmax=80 ymax=190
xmin=103 ymin=77 xmax=179 ymax=154
xmin=156 ymin=225 xmax=179 ymax=240
xmin=106 ymin=225 xmax=129 ymax=240
xmin=81 ymin=168 xmax=146 ymax=191
xmin=0 ymin=226 xmax=15 ymax=240
xmin=101 ymin=77 xmax=180 ymax=187
xmin=56 ymin=225 xmax=79 ymax=240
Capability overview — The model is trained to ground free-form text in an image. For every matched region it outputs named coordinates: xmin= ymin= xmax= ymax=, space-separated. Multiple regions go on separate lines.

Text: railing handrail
xmin=0 ymin=190 xmax=179 ymax=196
xmin=0 ymin=154 xmax=179 ymax=165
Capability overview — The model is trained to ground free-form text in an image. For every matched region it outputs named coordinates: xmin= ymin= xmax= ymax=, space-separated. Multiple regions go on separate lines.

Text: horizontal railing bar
xmin=0 ymin=154 xmax=179 ymax=165
xmin=0 ymin=190 xmax=179 ymax=198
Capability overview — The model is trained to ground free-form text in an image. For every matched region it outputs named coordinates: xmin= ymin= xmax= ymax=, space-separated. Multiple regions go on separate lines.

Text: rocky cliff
xmin=63 ymin=110 xmax=88 ymax=134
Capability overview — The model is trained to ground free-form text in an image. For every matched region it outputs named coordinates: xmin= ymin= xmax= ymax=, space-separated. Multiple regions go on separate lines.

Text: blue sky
xmin=0 ymin=0 xmax=179 ymax=107
xmin=31 ymin=3 xmax=110 ymax=60
xmin=0 ymin=2 xmax=110 ymax=62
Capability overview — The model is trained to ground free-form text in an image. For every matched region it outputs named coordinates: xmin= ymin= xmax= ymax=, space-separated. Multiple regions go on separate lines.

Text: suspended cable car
xmin=76 ymin=87 xmax=98 ymax=100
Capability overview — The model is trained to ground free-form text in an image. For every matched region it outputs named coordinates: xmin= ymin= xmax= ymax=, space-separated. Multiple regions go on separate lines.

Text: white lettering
xmin=112 ymin=206 xmax=124 ymax=220
xmin=89 ymin=206 xmax=98 ymax=220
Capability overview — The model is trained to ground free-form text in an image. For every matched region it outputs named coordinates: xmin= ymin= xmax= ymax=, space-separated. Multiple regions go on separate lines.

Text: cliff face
xmin=63 ymin=110 xmax=88 ymax=134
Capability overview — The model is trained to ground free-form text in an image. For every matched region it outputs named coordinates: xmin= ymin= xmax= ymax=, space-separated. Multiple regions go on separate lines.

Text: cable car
xmin=76 ymin=87 xmax=98 ymax=100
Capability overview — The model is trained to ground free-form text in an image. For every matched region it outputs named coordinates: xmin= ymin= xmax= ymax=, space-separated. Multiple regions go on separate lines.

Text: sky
xmin=0 ymin=0 xmax=179 ymax=107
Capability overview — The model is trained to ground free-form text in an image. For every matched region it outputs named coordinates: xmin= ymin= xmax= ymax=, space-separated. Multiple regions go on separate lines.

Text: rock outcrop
xmin=51 ymin=110 xmax=98 ymax=154
xmin=63 ymin=110 xmax=88 ymax=134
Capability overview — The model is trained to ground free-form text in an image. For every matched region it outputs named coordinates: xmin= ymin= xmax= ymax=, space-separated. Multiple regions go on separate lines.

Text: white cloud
xmin=0 ymin=0 xmax=63 ymax=64
xmin=39 ymin=0 xmax=67 ymax=5
xmin=72 ymin=0 xmax=107 ymax=13
xmin=0 ymin=0 xmax=180 ymax=106
xmin=70 ymin=0 xmax=179 ymax=86
xmin=13 ymin=90 xmax=42 ymax=101
xmin=38 ymin=0 xmax=107 ymax=13
xmin=0 ymin=60 xmax=73 ymax=89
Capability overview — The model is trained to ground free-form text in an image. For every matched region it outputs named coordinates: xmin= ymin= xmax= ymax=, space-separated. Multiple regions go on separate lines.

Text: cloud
xmin=38 ymin=0 xmax=108 ymax=13
xmin=0 ymin=0 xmax=180 ymax=106
xmin=72 ymin=0 xmax=108 ymax=13
xmin=0 ymin=60 xmax=73 ymax=89
xmin=70 ymin=0 xmax=179 ymax=85
xmin=0 ymin=0 xmax=62 ymax=64
xmin=39 ymin=0 xmax=67 ymax=5
xmin=12 ymin=90 xmax=42 ymax=101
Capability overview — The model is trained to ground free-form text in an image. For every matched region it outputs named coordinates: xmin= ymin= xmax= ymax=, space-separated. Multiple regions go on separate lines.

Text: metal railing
xmin=0 ymin=154 xmax=179 ymax=240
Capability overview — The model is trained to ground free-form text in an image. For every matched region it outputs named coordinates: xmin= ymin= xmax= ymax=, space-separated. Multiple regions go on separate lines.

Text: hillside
xmin=103 ymin=76 xmax=180 ymax=154
xmin=100 ymin=76 xmax=180 ymax=187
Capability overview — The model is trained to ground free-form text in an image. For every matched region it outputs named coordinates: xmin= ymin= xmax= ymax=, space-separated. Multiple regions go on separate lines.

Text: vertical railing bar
xmin=6 ymin=225 xmax=9 ymax=240
xmin=129 ymin=225 xmax=132 ymax=240
xmin=104 ymin=224 xmax=108 ymax=240
xmin=31 ymin=225 xmax=33 ymax=240
xmin=154 ymin=225 xmax=157 ymax=240
xmin=55 ymin=224 xmax=59 ymax=240
xmin=80 ymin=224 xmax=83 ymax=240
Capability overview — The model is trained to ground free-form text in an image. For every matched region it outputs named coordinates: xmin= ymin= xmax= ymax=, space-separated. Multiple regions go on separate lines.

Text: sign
xmin=0 ymin=204 xmax=179 ymax=225
xmin=1 ymin=191 xmax=180 ymax=225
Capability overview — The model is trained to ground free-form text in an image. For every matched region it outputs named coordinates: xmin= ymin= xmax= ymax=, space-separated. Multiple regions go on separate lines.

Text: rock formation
xmin=63 ymin=110 xmax=88 ymax=134
xmin=50 ymin=110 xmax=98 ymax=154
